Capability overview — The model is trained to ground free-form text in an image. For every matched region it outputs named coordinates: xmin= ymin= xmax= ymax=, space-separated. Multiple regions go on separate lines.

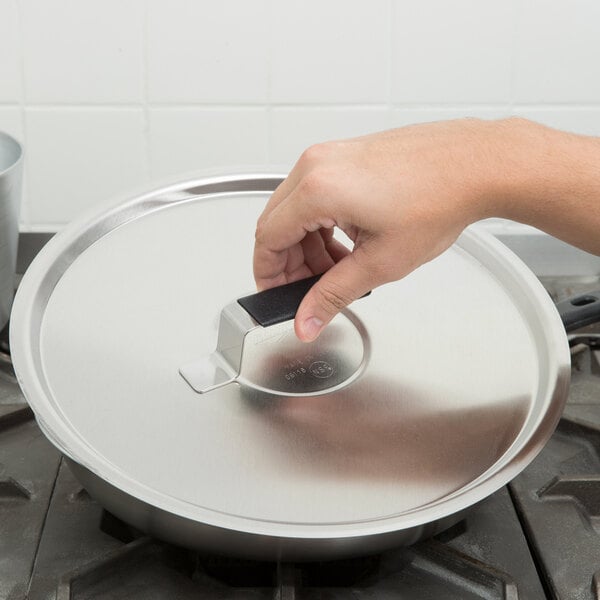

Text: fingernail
xmin=302 ymin=317 xmax=323 ymax=341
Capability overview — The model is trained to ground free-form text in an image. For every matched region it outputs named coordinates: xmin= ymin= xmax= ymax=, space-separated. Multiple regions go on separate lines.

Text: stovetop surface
xmin=2 ymin=278 xmax=600 ymax=600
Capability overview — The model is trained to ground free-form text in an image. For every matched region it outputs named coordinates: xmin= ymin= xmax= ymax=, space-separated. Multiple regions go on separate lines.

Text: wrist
xmin=460 ymin=117 xmax=538 ymax=222
xmin=474 ymin=117 xmax=600 ymax=229
xmin=445 ymin=117 xmax=531 ymax=224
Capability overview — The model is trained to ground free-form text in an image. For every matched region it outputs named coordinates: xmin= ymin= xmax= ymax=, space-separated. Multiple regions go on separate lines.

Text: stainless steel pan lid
xmin=10 ymin=174 xmax=570 ymax=539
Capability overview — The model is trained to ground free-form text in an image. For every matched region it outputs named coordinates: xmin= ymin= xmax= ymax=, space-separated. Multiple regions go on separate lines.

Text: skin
xmin=253 ymin=117 xmax=600 ymax=342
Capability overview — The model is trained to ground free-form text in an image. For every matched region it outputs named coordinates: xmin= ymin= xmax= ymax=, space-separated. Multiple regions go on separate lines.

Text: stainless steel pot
xmin=0 ymin=132 xmax=23 ymax=331
xmin=10 ymin=173 xmax=574 ymax=561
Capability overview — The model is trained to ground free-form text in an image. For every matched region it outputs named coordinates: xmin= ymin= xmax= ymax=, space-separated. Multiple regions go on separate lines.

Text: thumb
xmin=295 ymin=253 xmax=375 ymax=342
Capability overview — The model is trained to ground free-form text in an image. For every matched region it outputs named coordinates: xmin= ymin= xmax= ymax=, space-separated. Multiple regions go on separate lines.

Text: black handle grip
xmin=556 ymin=289 xmax=600 ymax=333
xmin=238 ymin=275 xmax=370 ymax=327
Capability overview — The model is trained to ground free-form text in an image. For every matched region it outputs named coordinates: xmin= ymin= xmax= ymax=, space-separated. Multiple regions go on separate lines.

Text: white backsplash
xmin=1 ymin=0 xmax=599 ymax=230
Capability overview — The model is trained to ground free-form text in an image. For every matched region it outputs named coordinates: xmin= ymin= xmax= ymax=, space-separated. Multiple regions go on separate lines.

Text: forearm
xmin=481 ymin=118 xmax=600 ymax=255
xmin=253 ymin=117 xmax=600 ymax=340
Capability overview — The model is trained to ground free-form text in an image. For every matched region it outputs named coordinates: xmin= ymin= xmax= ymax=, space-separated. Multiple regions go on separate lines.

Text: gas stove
xmin=1 ymin=236 xmax=600 ymax=600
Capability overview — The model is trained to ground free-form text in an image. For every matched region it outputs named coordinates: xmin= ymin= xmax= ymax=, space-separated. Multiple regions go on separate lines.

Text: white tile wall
xmin=148 ymin=108 xmax=268 ymax=178
xmin=0 ymin=107 xmax=23 ymax=143
xmin=25 ymin=108 xmax=146 ymax=224
xmin=270 ymin=107 xmax=390 ymax=166
xmin=146 ymin=0 xmax=269 ymax=104
xmin=0 ymin=0 xmax=21 ymax=103
xmin=20 ymin=0 xmax=144 ymax=104
xmin=392 ymin=0 xmax=515 ymax=104
xmin=270 ymin=0 xmax=390 ymax=104
xmin=512 ymin=108 xmax=600 ymax=137
xmin=0 ymin=0 xmax=598 ymax=229
xmin=514 ymin=0 xmax=600 ymax=103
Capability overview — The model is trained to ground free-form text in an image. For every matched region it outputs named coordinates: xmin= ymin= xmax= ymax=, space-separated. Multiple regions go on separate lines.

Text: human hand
xmin=254 ymin=119 xmax=506 ymax=341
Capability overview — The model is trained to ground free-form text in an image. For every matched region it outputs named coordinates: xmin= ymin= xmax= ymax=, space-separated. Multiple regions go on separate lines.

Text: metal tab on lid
xmin=180 ymin=276 xmax=369 ymax=395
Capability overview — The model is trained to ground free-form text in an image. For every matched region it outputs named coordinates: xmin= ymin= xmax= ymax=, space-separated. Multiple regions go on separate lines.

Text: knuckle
xmin=298 ymin=168 xmax=333 ymax=198
xmin=254 ymin=219 xmax=274 ymax=246
xmin=298 ymin=142 xmax=331 ymax=168
xmin=254 ymin=221 xmax=265 ymax=242
xmin=299 ymin=171 xmax=322 ymax=196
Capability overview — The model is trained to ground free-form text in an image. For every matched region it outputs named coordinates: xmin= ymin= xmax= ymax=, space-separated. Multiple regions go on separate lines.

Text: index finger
xmin=253 ymin=191 xmax=337 ymax=285
xmin=258 ymin=157 xmax=305 ymax=226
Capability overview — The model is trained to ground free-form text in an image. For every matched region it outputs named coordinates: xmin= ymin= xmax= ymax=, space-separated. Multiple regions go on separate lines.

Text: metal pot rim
xmin=0 ymin=131 xmax=23 ymax=178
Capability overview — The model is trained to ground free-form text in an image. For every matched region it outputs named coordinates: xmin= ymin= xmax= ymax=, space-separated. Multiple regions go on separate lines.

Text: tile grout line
xmin=5 ymin=102 xmax=600 ymax=110
xmin=265 ymin=0 xmax=273 ymax=167
xmin=141 ymin=0 xmax=151 ymax=182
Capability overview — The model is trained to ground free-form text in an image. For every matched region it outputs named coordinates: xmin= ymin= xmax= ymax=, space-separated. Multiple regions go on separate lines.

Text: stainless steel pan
xmin=10 ymin=173 xmax=579 ymax=560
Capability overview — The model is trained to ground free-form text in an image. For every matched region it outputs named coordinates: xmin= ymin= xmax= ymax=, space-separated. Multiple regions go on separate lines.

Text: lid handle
xmin=180 ymin=275 xmax=370 ymax=394
xmin=237 ymin=274 xmax=321 ymax=327
xmin=237 ymin=274 xmax=370 ymax=327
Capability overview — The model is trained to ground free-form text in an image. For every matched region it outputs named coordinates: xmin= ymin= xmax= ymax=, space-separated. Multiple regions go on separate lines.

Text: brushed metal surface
xmin=0 ymin=131 xmax=23 ymax=331
xmin=180 ymin=300 xmax=367 ymax=395
xmin=10 ymin=173 xmax=571 ymax=558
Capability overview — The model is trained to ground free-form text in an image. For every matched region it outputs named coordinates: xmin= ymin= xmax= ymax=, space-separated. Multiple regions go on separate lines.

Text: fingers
xmin=258 ymin=143 xmax=329 ymax=226
xmin=259 ymin=167 xmax=302 ymax=226
xmin=300 ymin=230 xmax=336 ymax=275
xmin=254 ymin=188 xmax=337 ymax=287
xmin=254 ymin=229 xmax=351 ymax=291
xmin=258 ymin=140 xmax=344 ymax=236
xmin=320 ymin=228 xmax=351 ymax=263
xmin=294 ymin=251 xmax=377 ymax=342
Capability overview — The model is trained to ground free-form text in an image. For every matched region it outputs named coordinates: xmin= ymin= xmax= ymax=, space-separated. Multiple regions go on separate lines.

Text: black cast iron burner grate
xmin=5 ymin=450 xmax=541 ymax=600
xmin=507 ymin=331 xmax=600 ymax=600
